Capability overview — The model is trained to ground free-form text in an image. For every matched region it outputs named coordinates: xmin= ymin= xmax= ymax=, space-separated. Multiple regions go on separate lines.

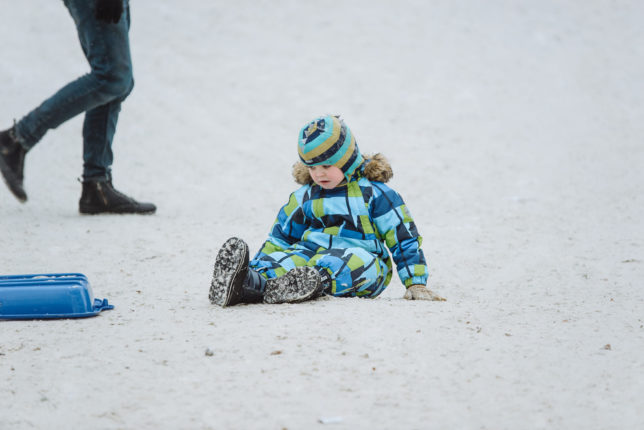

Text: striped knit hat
xmin=298 ymin=115 xmax=364 ymax=180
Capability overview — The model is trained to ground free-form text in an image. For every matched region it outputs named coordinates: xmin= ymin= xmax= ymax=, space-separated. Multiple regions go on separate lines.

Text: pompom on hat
xmin=298 ymin=115 xmax=364 ymax=180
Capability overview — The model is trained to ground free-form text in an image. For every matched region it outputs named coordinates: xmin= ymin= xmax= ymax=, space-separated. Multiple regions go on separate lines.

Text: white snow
xmin=1 ymin=1 xmax=643 ymax=429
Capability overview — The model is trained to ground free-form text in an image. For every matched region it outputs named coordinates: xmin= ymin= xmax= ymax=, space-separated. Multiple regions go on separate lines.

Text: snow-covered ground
xmin=1 ymin=1 xmax=643 ymax=429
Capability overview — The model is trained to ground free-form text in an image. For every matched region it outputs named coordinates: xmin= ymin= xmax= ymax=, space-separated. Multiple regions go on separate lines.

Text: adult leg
xmin=77 ymin=0 xmax=134 ymax=180
xmin=13 ymin=0 xmax=133 ymax=155
xmin=1 ymin=0 xmax=138 ymax=204
xmin=66 ymin=0 xmax=155 ymax=214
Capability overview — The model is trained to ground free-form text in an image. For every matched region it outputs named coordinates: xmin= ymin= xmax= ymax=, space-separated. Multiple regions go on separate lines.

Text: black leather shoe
xmin=0 ymin=127 xmax=27 ymax=202
xmin=79 ymin=178 xmax=156 ymax=214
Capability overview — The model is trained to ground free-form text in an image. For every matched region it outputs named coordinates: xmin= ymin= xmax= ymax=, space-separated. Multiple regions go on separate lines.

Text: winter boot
xmin=263 ymin=266 xmax=325 ymax=304
xmin=0 ymin=126 xmax=28 ymax=202
xmin=209 ymin=237 xmax=249 ymax=307
xmin=209 ymin=237 xmax=269 ymax=307
xmin=241 ymin=269 xmax=267 ymax=304
xmin=79 ymin=178 xmax=156 ymax=214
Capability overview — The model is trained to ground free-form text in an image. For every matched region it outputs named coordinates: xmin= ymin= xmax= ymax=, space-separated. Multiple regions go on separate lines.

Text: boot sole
xmin=209 ymin=237 xmax=248 ymax=307
xmin=0 ymin=155 xmax=27 ymax=202
xmin=79 ymin=205 xmax=156 ymax=215
xmin=263 ymin=267 xmax=322 ymax=304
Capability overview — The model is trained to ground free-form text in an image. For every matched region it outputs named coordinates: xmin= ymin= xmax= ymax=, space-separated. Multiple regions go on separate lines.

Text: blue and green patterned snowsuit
xmin=249 ymin=165 xmax=428 ymax=298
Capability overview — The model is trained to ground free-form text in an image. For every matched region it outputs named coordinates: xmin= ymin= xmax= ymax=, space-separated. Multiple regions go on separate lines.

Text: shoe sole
xmin=263 ymin=267 xmax=322 ymax=304
xmin=79 ymin=205 xmax=156 ymax=215
xmin=208 ymin=237 xmax=248 ymax=307
xmin=0 ymin=155 xmax=27 ymax=202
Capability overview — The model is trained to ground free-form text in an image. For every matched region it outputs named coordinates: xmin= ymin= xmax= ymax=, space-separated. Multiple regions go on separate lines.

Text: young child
xmin=209 ymin=115 xmax=445 ymax=306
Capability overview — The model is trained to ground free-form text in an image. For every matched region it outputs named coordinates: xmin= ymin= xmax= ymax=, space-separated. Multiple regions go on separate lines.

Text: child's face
xmin=308 ymin=165 xmax=345 ymax=189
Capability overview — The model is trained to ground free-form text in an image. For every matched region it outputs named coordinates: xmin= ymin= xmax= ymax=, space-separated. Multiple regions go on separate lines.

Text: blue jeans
xmin=14 ymin=0 xmax=133 ymax=180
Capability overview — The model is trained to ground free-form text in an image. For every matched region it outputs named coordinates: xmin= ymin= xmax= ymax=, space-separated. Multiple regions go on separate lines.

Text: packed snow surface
xmin=1 ymin=1 xmax=643 ymax=429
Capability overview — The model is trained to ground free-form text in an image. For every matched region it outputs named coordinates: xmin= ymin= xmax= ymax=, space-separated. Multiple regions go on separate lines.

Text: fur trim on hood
xmin=292 ymin=153 xmax=393 ymax=185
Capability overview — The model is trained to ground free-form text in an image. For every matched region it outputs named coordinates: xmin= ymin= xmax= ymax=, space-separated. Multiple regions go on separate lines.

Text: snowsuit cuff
xmin=404 ymin=277 xmax=428 ymax=288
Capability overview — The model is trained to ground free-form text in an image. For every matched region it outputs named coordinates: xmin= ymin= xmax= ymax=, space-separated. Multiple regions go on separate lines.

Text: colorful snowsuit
xmin=249 ymin=155 xmax=428 ymax=298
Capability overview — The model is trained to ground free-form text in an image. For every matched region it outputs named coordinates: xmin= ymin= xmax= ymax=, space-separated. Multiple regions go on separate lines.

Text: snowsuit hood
xmin=292 ymin=153 xmax=393 ymax=185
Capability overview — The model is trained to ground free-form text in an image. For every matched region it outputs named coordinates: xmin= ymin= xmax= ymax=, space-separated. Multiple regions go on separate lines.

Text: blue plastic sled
xmin=0 ymin=273 xmax=114 ymax=320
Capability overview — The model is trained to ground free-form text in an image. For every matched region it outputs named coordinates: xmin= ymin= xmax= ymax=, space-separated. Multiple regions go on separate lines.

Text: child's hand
xmin=404 ymin=285 xmax=446 ymax=301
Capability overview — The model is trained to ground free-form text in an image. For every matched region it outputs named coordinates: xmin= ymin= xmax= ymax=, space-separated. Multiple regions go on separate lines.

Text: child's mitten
xmin=95 ymin=0 xmax=123 ymax=23
xmin=404 ymin=285 xmax=445 ymax=301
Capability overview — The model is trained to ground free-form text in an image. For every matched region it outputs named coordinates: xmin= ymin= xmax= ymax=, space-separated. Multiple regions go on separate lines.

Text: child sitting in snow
xmin=209 ymin=115 xmax=445 ymax=306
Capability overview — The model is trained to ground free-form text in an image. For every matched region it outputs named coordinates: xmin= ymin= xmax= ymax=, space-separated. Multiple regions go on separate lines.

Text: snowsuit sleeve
xmin=255 ymin=186 xmax=310 ymax=257
xmin=370 ymin=183 xmax=428 ymax=287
